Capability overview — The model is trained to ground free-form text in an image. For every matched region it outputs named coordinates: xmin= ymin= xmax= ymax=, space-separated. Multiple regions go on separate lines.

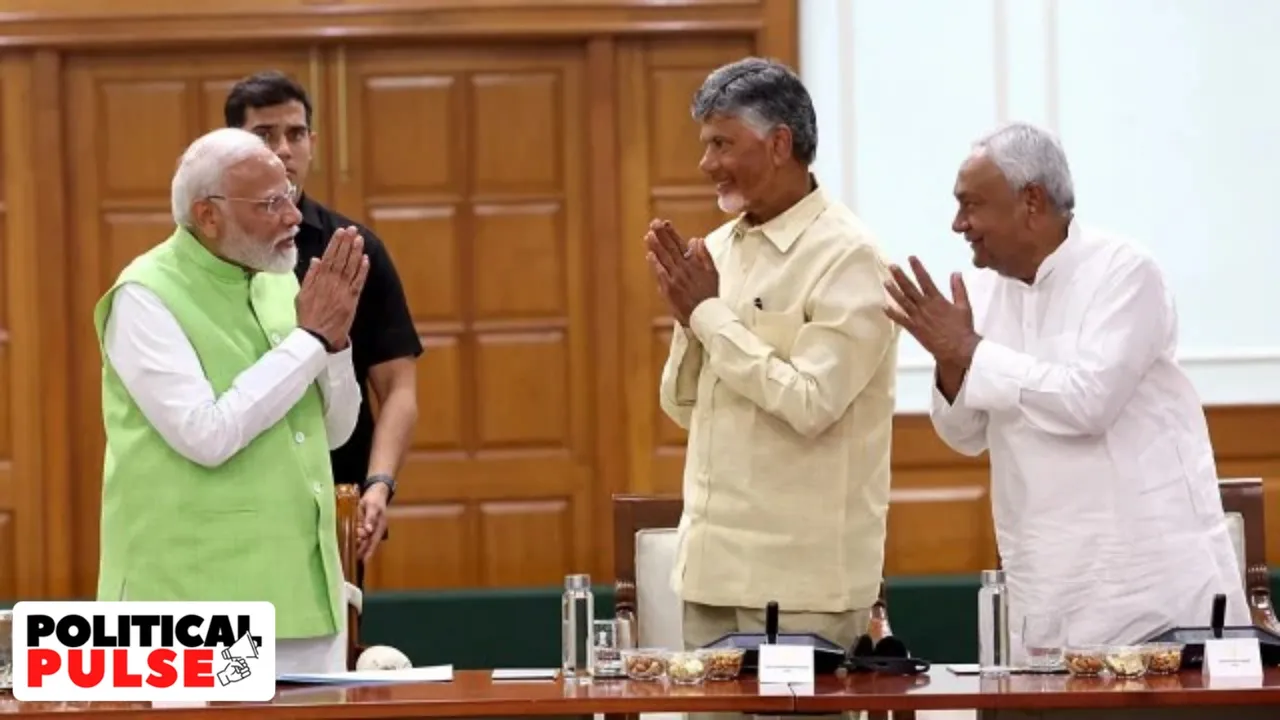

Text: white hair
xmin=972 ymin=121 xmax=1075 ymax=212
xmin=171 ymin=128 xmax=271 ymax=228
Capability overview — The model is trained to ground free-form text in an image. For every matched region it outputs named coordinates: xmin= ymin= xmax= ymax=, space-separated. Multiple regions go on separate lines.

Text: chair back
xmin=1218 ymin=477 xmax=1279 ymax=632
xmin=613 ymin=495 xmax=684 ymax=650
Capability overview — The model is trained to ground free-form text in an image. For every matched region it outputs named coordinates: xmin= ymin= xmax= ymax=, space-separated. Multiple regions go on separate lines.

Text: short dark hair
xmin=691 ymin=57 xmax=817 ymax=165
xmin=224 ymin=70 xmax=313 ymax=129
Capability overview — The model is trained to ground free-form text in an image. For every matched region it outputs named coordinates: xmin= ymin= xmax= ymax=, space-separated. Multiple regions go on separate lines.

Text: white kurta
xmin=931 ymin=220 xmax=1249 ymax=655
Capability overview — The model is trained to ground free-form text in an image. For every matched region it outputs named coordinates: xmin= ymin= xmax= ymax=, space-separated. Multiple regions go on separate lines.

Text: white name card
xmin=757 ymin=644 xmax=815 ymax=685
xmin=1204 ymin=637 xmax=1263 ymax=678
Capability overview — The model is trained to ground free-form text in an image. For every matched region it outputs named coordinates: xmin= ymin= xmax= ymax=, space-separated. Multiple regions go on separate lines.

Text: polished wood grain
xmin=799 ymin=668 xmax=1280 ymax=713
xmin=0 ymin=671 xmax=794 ymax=718
xmin=3 ymin=669 xmax=1280 ymax=717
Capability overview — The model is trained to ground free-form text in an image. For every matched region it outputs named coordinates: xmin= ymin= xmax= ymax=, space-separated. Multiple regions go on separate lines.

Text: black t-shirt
xmin=293 ymin=194 xmax=423 ymax=487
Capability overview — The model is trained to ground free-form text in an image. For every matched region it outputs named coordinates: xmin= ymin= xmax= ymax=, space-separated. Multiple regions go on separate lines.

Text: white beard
xmin=717 ymin=191 xmax=746 ymax=215
xmin=221 ymin=221 xmax=298 ymax=274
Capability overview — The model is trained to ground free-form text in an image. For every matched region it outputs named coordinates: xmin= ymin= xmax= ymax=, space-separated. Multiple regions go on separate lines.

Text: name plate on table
xmin=1205 ymin=637 xmax=1263 ymax=678
xmin=758 ymin=644 xmax=815 ymax=685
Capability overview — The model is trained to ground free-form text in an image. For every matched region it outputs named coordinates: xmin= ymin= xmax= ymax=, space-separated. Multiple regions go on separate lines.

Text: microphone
xmin=765 ymin=601 xmax=779 ymax=645
xmin=1211 ymin=593 xmax=1226 ymax=640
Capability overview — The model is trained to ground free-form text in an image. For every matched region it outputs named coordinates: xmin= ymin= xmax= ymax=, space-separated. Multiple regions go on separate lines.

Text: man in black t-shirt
xmin=224 ymin=71 xmax=423 ymax=587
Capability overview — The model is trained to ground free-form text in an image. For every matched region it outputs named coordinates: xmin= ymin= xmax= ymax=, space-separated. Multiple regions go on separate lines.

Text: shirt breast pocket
xmin=751 ymin=309 xmax=804 ymax=359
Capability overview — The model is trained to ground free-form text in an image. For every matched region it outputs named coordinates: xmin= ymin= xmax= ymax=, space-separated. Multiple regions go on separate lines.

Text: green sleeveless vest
xmin=92 ymin=227 xmax=344 ymax=639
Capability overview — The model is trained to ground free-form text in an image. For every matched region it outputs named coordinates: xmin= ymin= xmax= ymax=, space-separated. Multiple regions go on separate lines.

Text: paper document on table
xmin=278 ymin=664 xmax=454 ymax=684
xmin=492 ymin=668 xmax=559 ymax=680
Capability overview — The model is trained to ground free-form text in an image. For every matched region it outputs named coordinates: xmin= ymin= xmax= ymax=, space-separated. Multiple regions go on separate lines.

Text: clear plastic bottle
xmin=978 ymin=569 xmax=1011 ymax=676
xmin=561 ymin=574 xmax=595 ymax=683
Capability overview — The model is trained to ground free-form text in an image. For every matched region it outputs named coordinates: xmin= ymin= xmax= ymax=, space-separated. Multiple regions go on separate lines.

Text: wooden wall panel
xmin=0 ymin=1 xmax=1276 ymax=599
xmin=617 ymin=35 xmax=756 ymax=498
xmin=330 ymin=44 xmax=596 ymax=591
xmin=0 ymin=0 xmax=798 ymax=598
xmin=0 ymin=67 xmax=13 ymax=602
xmin=1 ymin=50 xmax=69 ymax=599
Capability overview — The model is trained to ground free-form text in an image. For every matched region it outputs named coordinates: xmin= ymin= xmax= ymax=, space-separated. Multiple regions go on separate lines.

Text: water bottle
xmin=977 ymin=569 xmax=1011 ymax=675
xmin=561 ymin=574 xmax=595 ymax=683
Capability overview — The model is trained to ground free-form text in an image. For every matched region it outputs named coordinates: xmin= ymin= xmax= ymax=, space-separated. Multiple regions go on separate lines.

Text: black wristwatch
xmin=300 ymin=327 xmax=338 ymax=353
xmin=362 ymin=473 xmax=397 ymax=502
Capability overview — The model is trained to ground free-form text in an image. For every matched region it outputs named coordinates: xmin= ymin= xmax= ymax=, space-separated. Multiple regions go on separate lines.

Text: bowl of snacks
xmin=1103 ymin=646 xmax=1150 ymax=678
xmin=1062 ymin=645 xmax=1108 ymax=677
xmin=1141 ymin=642 xmax=1185 ymax=675
xmin=703 ymin=647 xmax=746 ymax=681
xmin=621 ymin=648 xmax=669 ymax=681
xmin=667 ymin=649 xmax=711 ymax=685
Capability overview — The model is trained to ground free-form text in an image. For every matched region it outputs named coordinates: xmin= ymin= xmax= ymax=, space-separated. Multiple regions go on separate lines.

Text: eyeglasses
xmin=207 ymin=182 xmax=298 ymax=215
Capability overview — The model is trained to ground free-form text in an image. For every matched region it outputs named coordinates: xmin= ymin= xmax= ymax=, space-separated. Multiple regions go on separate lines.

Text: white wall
xmin=800 ymin=0 xmax=1280 ymax=412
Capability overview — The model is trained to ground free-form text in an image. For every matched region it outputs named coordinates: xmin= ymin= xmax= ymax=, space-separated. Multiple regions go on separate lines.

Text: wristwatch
xmin=362 ymin=473 xmax=397 ymax=502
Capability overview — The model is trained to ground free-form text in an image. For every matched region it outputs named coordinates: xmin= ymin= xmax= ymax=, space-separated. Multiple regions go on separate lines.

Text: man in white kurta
xmin=886 ymin=122 xmax=1248 ymax=656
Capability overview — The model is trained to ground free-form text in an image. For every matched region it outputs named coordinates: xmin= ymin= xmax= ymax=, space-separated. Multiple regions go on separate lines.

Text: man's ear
xmin=770 ymin=125 xmax=794 ymax=167
xmin=192 ymin=199 xmax=220 ymax=237
xmin=1023 ymin=183 xmax=1051 ymax=216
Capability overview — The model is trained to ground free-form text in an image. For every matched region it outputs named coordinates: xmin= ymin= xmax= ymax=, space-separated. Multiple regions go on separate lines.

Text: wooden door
xmin=329 ymin=43 xmax=596 ymax=590
xmin=615 ymin=36 xmax=756 ymax=497
xmin=61 ymin=48 xmax=330 ymax=598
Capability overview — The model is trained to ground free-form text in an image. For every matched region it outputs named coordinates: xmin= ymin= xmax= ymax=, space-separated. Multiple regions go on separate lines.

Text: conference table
xmin=1 ymin=668 xmax=1279 ymax=718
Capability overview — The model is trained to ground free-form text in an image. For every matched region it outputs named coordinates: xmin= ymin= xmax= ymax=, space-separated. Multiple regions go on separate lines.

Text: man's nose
xmin=698 ymin=149 xmax=716 ymax=175
xmin=283 ymin=200 xmax=302 ymax=225
xmin=272 ymin=137 xmax=292 ymax=160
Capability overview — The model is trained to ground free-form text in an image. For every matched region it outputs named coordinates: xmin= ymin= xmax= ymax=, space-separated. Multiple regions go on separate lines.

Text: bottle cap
xmin=565 ymin=573 xmax=591 ymax=590
xmin=980 ymin=569 xmax=1006 ymax=586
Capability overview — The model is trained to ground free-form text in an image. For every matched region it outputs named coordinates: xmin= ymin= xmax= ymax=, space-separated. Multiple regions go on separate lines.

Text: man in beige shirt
xmin=647 ymin=57 xmax=900 ymax=665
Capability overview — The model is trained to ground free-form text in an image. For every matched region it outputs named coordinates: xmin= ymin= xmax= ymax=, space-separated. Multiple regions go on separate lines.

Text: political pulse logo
xmin=11 ymin=601 xmax=276 ymax=701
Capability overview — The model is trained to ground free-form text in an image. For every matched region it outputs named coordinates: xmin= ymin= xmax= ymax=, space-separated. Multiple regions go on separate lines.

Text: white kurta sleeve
xmin=104 ymin=282 xmax=332 ymax=467
xmin=315 ymin=346 xmax=362 ymax=449
xmin=929 ymin=373 xmax=989 ymax=456
xmin=658 ymin=327 xmax=703 ymax=430
xmin=687 ymin=243 xmax=897 ymax=439
xmin=960 ymin=252 xmax=1168 ymax=437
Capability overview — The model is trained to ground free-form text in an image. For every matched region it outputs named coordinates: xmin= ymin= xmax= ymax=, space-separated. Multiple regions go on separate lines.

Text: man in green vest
xmin=93 ymin=127 xmax=369 ymax=675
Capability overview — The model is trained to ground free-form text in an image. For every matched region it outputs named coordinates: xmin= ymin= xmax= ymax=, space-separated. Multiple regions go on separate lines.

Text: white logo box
xmin=11 ymin=601 xmax=276 ymax=702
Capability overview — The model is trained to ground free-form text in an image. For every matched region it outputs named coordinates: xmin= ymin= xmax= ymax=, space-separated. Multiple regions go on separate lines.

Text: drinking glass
xmin=1022 ymin=613 xmax=1065 ymax=671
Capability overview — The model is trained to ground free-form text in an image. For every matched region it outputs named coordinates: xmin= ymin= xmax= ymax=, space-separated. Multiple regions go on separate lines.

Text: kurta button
xmin=294 ymin=431 xmax=305 ymax=443
xmin=271 ymin=333 xmax=281 ymax=344
xmin=313 ymin=483 xmax=322 ymax=494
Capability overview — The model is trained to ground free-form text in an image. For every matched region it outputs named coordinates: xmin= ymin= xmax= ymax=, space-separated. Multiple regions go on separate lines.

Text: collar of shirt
xmin=296 ymin=193 xmax=327 ymax=231
xmin=173 ymin=225 xmax=251 ymax=284
xmin=729 ymin=175 xmax=829 ymax=253
xmin=1028 ymin=216 xmax=1086 ymax=288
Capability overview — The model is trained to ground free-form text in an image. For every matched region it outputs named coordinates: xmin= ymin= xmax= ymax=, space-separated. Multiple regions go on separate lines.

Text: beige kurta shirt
xmin=660 ymin=184 xmax=899 ymax=614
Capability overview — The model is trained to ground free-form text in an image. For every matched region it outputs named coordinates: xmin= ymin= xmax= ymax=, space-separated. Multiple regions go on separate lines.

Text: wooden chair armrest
xmin=613 ymin=578 xmax=638 ymax=646
xmin=1247 ymin=565 xmax=1280 ymax=634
